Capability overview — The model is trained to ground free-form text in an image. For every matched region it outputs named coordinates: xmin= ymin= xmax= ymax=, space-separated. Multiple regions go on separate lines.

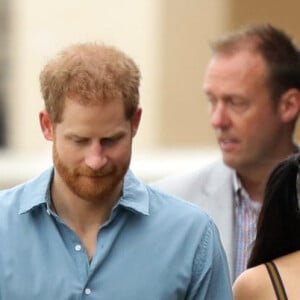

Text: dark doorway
xmin=0 ymin=0 xmax=9 ymax=148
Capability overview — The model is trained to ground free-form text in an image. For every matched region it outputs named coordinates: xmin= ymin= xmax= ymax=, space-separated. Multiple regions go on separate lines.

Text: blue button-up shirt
xmin=0 ymin=167 xmax=232 ymax=300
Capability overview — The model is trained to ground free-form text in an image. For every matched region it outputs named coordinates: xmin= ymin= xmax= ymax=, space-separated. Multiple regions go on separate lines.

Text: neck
xmin=238 ymin=142 xmax=296 ymax=202
xmin=50 ymin=171 xmax=122 ymax=260
xmin=51 ymin=172 xmax=121 ymax=232
xmin=237 ymin=172 xmax=266 ymax=202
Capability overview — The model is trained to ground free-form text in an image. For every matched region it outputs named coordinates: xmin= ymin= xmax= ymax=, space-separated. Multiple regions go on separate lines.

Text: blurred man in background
xmin=153 ymin=23 xmax=300 ymax=280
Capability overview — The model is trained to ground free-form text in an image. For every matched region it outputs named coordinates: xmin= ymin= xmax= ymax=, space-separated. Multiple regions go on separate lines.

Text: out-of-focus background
xmin=1 ymin=0 xmax=300 ymax=188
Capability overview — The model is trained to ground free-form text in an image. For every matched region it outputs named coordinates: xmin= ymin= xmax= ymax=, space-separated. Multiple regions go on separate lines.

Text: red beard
xmin=52 ymin=144 xmax=129 ymax=202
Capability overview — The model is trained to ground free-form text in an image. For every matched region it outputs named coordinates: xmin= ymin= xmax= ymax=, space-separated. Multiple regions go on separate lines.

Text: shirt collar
xmin=18 ymin=167 xmax=150 ymax=216
xmin=232 ymin=171 xmax=241 ymax=198
xmin=233 ymin=170 xmax=252 ymax=206
xmin=233 ymin=171 xmax=261 ymax=212
xmin=18 ymin=167 xmax=54 ymax=214
xmin=118 ymin=170 xmax=150 ymax=216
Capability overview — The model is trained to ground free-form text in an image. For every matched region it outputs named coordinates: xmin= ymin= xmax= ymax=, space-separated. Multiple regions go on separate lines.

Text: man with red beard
xmin=152 ymin=23 xmax=300 ymax=281
xmin=0 ymin=43 xmax=232 ymax=299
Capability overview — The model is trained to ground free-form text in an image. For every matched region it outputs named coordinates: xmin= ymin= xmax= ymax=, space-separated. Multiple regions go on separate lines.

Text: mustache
xmin=74 ymin=166 xmax=114 ymax=177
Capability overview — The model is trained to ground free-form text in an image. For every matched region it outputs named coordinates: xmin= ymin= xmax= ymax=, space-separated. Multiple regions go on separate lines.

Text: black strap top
xmin=265 ymin=261 xmax=288 ymax=300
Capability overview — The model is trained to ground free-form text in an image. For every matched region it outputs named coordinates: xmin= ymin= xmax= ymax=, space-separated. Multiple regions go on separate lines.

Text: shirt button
xmin=75 ymin=244 xmax=82 ymax=251
xmin=85 ymin=288 xmax=91 ymax=295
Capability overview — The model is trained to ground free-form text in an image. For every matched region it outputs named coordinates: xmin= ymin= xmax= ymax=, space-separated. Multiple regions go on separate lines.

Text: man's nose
xmin=210 ymin=102 xmax=231 ymax=129
xmin=85 ymin=144 xmax=108 ymax=170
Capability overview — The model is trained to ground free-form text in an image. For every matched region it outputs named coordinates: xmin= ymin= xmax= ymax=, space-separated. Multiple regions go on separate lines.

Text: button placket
xmin=75 ymin=244 xmax=82 ymax=251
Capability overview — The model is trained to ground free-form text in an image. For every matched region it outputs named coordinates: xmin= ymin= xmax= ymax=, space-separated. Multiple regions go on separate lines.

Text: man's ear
xmin=39 ymin=110 xmax=54 ymax=141
xmin=278 ymin=89 xmax=300 ymax=123
xmin=131 ymin=107 xmax=142 ymax=138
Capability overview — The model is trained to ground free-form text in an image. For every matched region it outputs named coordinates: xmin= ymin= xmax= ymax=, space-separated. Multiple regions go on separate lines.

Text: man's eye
xmin=230 ymin=99 xmax=246 ymax=106
xmin=73 ymin=138 xmax=88 ymax=144
xmin=230 ymin=100 xmax=241 ymax=106
xmin=207 ymin=96 xmax=216 ymax=106
xmin=207 ymin=97 xmax=217 ymax=111
xmin=228 ymin=99 xmax=249 ymax=113
xmin=101 ymin=138 xmax=117 ymax=147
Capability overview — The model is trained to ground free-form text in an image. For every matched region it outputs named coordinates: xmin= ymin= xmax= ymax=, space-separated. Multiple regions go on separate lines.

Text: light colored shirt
xmin=0 ymin=167 xmax=233 ymax=300
xmin=233 ymin=173 xmax=261 ymax=279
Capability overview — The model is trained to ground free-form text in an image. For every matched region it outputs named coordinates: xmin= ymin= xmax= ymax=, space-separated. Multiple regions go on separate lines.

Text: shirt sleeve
xmin=186 ymin=219 xmax=233 ymax=300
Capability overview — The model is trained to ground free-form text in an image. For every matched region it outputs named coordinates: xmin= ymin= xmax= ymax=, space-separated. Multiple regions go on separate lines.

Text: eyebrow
xmin=101 ymin=131 xmax=126 ymax=140
xmin=65 ymin=130 xmax=127 ymax=140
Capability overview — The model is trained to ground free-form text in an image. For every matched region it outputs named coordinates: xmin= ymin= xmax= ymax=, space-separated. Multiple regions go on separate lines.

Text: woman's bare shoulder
xmin=233 ymin=264 xmax=273 ymax=300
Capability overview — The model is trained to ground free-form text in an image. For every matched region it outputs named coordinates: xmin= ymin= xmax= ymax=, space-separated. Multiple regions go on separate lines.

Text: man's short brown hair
xmin=211 ymin=23 xmax=300 ymax=102
xmin=40 ymin=43 xmax=141 ymax=122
